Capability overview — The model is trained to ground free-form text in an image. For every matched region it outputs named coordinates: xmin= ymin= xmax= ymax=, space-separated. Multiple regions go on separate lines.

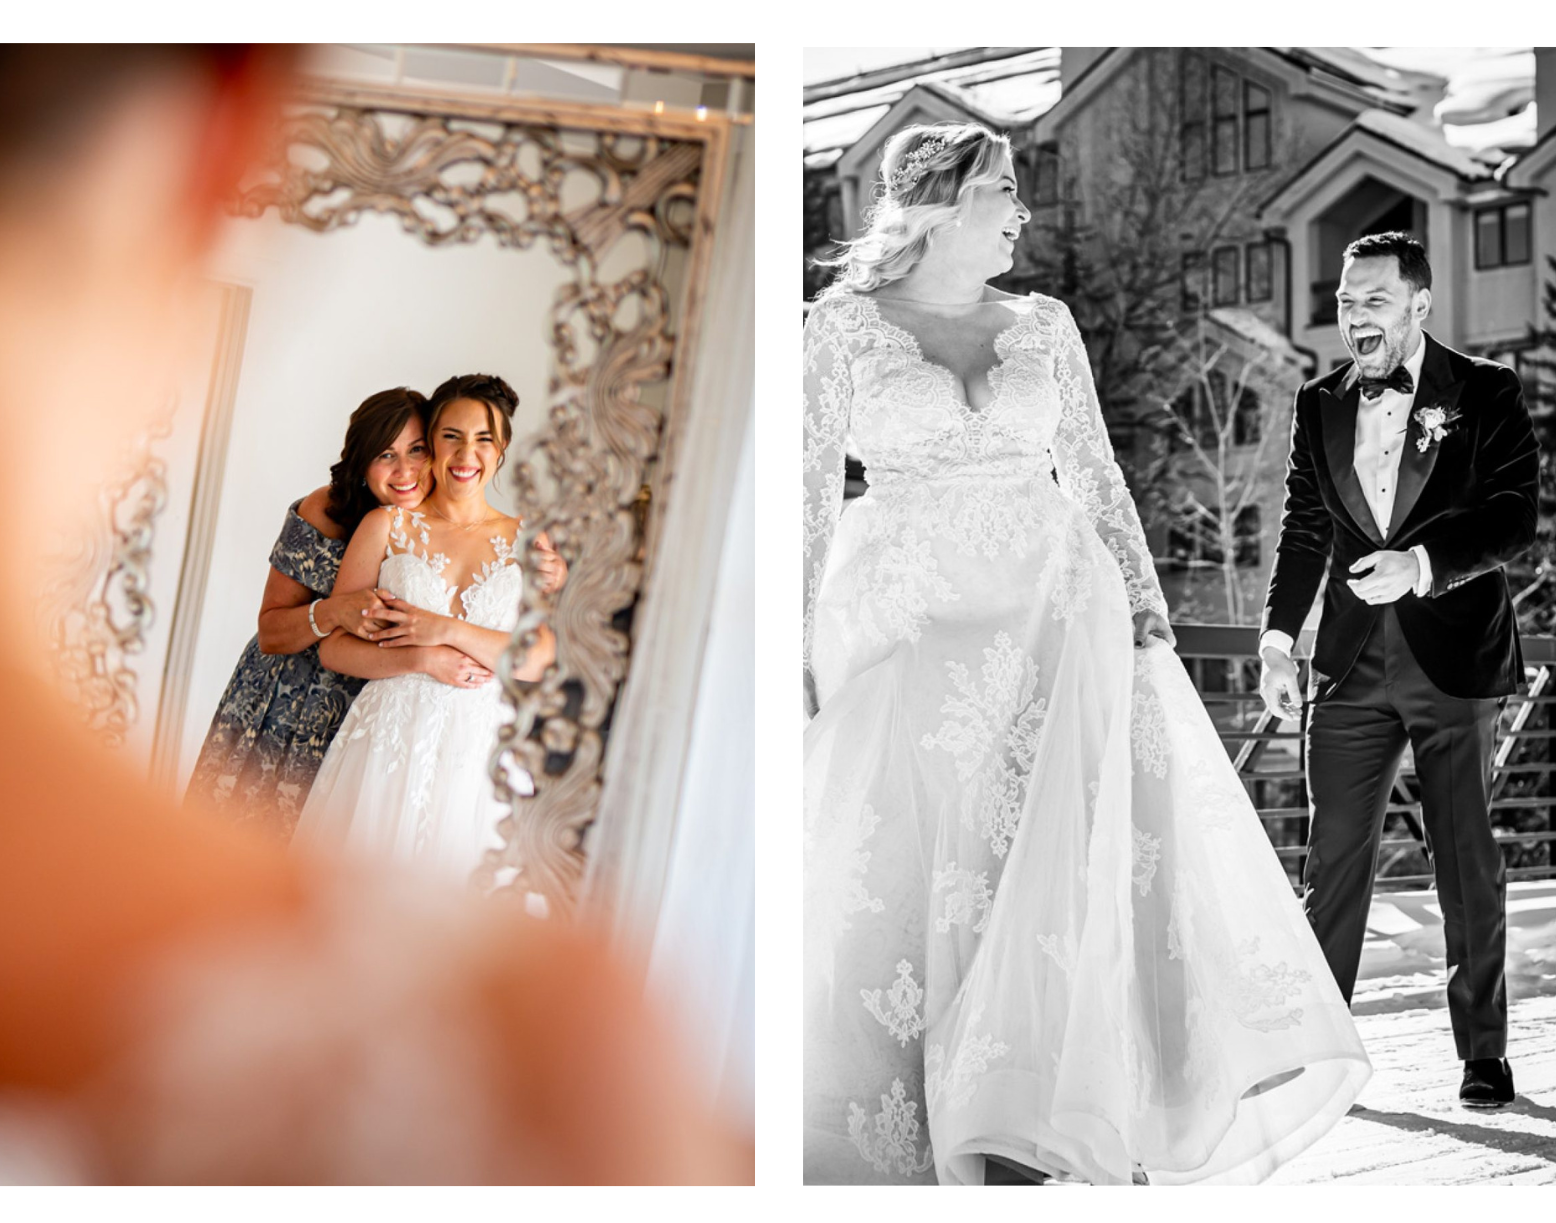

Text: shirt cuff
xmin=1259 ymin=629 xmax=1295 ymax=658
xmin=1411 ymin=544 xmax=1433 ymax=597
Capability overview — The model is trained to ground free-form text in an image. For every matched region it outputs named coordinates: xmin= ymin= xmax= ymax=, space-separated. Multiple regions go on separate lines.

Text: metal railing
xmin=1175 ymin=624 xmax=1556 ymax=890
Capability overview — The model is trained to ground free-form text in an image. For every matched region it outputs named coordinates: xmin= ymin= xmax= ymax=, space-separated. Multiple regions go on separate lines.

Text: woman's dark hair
xmin=425 ymin=373 xmax=518 ymax=472
xmin=324 ymin=387 xmax=429 ymax=534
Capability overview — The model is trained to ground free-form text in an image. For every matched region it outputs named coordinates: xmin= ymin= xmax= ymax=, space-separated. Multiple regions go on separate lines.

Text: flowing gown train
xmin=801 ymin=290 xmax=1370 ymax=1185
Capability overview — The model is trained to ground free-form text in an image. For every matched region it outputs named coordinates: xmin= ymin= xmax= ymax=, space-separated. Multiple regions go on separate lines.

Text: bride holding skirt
xmin=802 ymin=122 xmax=1370 ymax=1186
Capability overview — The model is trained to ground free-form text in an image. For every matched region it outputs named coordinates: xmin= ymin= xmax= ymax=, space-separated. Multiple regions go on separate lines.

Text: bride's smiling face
xmin=941 ymin=151 xmax=1029 ymax=278
xmin=430 ymin=397 xmax=506 ymax=497
xmin=364 ymin=417 xmax=431 ymax=509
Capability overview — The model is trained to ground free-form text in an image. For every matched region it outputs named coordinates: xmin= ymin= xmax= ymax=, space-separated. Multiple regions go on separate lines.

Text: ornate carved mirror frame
xmin=49 ymin=70 xmax=734 ymax=921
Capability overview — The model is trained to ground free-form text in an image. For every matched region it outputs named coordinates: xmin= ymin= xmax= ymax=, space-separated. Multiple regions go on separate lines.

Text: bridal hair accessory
xmin=1414 ymin=403 xmax=1461 ymax=452
xmin=307 ymin=599 xmax=329 ymax=638
xmin=888 ymin=132 xmax=955 ymax=198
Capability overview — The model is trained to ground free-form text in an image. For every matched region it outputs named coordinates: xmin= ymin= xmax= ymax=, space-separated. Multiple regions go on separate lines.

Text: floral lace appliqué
xmin=861 ymin=959 xmax=927 ymax=1047
xmin=847 ymin=1078 xmax=935 ymax=1178
xmin=924 ymin=1004 xmax=1010 ymax=1112
xmin=920 ymin=632 xmax=1048 ymax=858
xmin=933 ymin=864 xmax=994 ymax=935
xmin=1131 ymin=690 xmax=1169 ymax=779
xmin=806 ymin=801 xmax=886 ymax=948
xmin=1132 ymin=825 xmax=1163 ymax=896
xmin=858 ymin=528 xmax=958 ymax=647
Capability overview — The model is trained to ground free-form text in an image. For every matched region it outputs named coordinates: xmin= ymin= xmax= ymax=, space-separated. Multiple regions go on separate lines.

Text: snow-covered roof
xmin=803 ymin=48 xmax=1059 ymax=157
xmin=1207 ymin=308 xmax=1310 ymax=372
xmin=1349 ymin=108 xmax=1497 ymax=179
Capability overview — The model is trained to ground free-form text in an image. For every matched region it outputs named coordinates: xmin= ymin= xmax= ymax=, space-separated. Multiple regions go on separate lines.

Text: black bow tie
xmin=1358 ymin=367 xmax=1414 ymax=400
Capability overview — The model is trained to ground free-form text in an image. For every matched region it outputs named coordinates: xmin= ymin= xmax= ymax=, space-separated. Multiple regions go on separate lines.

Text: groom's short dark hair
xmin=1342 ymin=231 xmax=1432 ymax=293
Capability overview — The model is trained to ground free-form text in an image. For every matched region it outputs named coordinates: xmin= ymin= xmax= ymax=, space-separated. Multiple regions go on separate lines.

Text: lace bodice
xmin=380 ymin=507 xmax=524 ymax=634
xmin=802 ymin=290 xmax=1167 ymax=669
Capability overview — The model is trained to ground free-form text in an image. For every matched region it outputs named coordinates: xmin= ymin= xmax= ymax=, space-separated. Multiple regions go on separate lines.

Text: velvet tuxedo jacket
xmin=1261 ymin=332 xmax=1539 ymax=700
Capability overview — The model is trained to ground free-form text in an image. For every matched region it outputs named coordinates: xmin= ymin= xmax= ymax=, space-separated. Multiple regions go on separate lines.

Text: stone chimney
xmin=1060 ymin=48 xmax=1108 ymax=93
xmin=1538 ymin=47 xmax=1556 ymax=142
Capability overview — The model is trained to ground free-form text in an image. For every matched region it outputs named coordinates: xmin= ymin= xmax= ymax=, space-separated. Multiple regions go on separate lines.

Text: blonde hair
xmin=818 ymin=122 xmax=1013 ymax=295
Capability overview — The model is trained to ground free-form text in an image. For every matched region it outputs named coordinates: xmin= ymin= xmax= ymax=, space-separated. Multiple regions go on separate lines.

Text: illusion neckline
xmin=853 ymin=291 xmax=1037 ymax=415
xmin=385 ymin=507 xmax=521 ymax=623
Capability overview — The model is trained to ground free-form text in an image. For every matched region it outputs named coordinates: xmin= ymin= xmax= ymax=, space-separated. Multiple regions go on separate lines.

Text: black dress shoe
xmin=1459 ymin=1057 xmax=1514 ymax=1109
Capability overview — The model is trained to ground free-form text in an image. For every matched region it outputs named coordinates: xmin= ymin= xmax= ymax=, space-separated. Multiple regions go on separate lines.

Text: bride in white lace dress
xmin=294 ymin=375 xmax=562 ymax=883
xmin=803 ymin=123 xmax=1371 ymax=1186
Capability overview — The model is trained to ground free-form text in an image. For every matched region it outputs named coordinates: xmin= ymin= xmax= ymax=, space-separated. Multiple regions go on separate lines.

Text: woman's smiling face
xmin=936 ymin=150 xmax=1030 ymax=279
xmin=364 ymin=416 xmax=431 ymax=508
xmin=430 ymin=397 xmax=505 ymax=497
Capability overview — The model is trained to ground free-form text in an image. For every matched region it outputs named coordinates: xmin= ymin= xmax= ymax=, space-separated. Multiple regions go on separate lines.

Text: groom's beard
xmin=1349 ymin=317 xmax=1414 ymax=375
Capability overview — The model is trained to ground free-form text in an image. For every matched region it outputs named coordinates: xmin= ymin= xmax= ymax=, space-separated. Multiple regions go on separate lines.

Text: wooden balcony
xmin=1178 ymin=624 xmax=1556 ymax=1182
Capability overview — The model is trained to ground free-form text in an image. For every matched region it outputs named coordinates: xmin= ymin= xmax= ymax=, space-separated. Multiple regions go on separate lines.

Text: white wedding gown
xmin=802 ymin=290 xmax=1371 ymax=1186
xmin=293 ymin=507 xmax=532 ymax=884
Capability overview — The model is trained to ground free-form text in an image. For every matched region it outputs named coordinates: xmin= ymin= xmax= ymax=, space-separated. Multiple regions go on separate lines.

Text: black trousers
xmin=1304 ymin=605 xmax=1508 ymax=1059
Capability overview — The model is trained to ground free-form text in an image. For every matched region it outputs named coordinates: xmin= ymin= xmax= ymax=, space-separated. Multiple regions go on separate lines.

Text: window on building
xmin=1245 ymin=240 xmax=1273 ymax=302
xmin=1180 ymin=52 xmax=1207 ymax=182
xmin=1167 ymin=504 xmax=1262 ymax=569
xmin=1233 ymin=384 xmax=1263 ymax=446
xmin=1234 ymin=505 xmax=1262 ymax=567
xmin=1213 ymin=245 xmax=1239 ymax=305
xmin=1180 ymin=52 xmax=1274 ymax=181
xmin=1181 ymin=251 xmax=1206 ymax=313
xmin=1475 ymin=201 xmax=1532 ymax=269
xmin=1034 ymin=142 xmax=1060 ymax=206
xmin=1244 ymin=82 xmax=1271 ymax=171
xmin=1212 ymin=66 xmax=1240 ymax=176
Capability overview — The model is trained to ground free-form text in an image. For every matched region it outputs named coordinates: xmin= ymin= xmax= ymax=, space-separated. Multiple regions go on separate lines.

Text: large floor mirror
xmin=40 ymin=46 xmax=755 ymax=935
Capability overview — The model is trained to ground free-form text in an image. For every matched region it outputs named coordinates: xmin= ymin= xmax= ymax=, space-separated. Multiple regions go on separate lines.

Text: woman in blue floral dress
xmin=185 ymin=387 xmax=497 ymax=838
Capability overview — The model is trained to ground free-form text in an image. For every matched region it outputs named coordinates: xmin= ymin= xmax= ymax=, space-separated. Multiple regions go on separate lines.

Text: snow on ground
xmin=1270 ymin=881 xmax=1556 ymax=1183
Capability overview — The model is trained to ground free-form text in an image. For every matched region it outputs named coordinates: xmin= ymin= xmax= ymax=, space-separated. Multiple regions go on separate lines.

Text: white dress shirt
xmin=1261 ymin=336 xmax=1434 ymax=660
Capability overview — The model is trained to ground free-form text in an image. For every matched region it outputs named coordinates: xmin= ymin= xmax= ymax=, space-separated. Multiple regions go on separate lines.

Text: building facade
xmin=804 ymin=47 xmax=1556 ymax=624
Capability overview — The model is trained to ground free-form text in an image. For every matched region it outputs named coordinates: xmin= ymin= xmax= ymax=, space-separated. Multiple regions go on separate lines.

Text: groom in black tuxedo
xmin=1258 ymin=231 xmax=1538 ymax=1109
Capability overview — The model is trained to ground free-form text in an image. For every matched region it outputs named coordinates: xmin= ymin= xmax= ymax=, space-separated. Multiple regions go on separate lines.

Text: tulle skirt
xmin=802 ymin=475 xmax=1370 ymax=1185
xmin=293 ymin=672 xmax=531 ymax=885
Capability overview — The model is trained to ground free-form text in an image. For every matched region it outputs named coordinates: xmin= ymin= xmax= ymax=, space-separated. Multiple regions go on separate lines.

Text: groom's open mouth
xmin=1001 ymin=225 xmax=1020 ymax=243
xmin=1351 ymin=328 xmax=1384 ymax=357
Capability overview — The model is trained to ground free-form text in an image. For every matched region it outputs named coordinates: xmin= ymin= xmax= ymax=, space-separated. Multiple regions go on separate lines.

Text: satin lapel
xmin=1387 ymin=335 xmax=1463 ymax=543
xmin=1320 ymin=377 xmax=1384 ymax=547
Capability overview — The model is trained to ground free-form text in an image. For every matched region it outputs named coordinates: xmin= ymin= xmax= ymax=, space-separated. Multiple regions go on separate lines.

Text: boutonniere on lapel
xmin=1413 ymin=404 xmax=1462 ymax=453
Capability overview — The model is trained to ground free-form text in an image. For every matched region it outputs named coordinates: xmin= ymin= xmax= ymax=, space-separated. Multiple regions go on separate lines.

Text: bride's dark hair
xmin=323 ymin=387 xmax=429 ymax=534
xmin=425 ymin=373 xmax=518 ymax=473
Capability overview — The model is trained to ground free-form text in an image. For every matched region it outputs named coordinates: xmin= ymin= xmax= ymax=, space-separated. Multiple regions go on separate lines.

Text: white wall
xmin=175 ymin=211 xmax=573 ymax=792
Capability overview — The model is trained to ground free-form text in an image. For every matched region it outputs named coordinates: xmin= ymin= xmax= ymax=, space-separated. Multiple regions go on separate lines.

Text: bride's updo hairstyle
xmin=425 ymin=372 xmax=518 ymax=474
xmin=820 ymin=121 xmax=1012 ymax=295
xmin=324 ymin=387 xmax=429 ymax=534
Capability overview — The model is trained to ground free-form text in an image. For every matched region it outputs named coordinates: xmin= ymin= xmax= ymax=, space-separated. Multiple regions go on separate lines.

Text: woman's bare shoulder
xmin=347 ymin=504 xmax=396 ymax=548
xmin=296 ymin=486 xmax=346 ymax=540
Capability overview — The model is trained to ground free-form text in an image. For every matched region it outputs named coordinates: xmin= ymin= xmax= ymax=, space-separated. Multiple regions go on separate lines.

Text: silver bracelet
xmin=307 ymin=599 xmax=330 ymax=639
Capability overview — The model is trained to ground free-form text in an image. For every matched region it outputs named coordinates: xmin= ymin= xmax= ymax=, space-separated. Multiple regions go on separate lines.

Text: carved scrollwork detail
xmin=238 ymin=99 xmax=705 ymax=917
xmin=40 ymin=420 xmax=171 ymax=749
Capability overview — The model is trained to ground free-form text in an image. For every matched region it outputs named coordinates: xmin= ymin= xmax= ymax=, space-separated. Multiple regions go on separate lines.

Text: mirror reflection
xmin=137 ymin=183 xmax=625 ymax=888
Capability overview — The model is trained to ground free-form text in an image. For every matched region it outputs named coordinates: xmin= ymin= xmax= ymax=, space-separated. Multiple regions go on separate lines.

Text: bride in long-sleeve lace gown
xmin=802 ymin=122 xmax=1371 ymax=1186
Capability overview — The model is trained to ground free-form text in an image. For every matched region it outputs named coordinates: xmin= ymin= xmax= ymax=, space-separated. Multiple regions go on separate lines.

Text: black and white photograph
xmin=803 ymin=45 xmax=1556 ymax=1184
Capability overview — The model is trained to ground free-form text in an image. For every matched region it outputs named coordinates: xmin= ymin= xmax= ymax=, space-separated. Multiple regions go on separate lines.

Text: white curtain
xmin=645 ymin=415 xmax=755 ymax=1122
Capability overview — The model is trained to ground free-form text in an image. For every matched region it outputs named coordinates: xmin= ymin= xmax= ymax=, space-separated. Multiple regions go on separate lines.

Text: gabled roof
xmin=1505 ymin=122 xmax=1556 ymax=188
xmin=835 ymin=82 xmax=1008 ymax=181
xmin=1261 ymin=108 xmax=1494 ymax=219
xmin=1035 ymin=46 xmax=1418 ymax=142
